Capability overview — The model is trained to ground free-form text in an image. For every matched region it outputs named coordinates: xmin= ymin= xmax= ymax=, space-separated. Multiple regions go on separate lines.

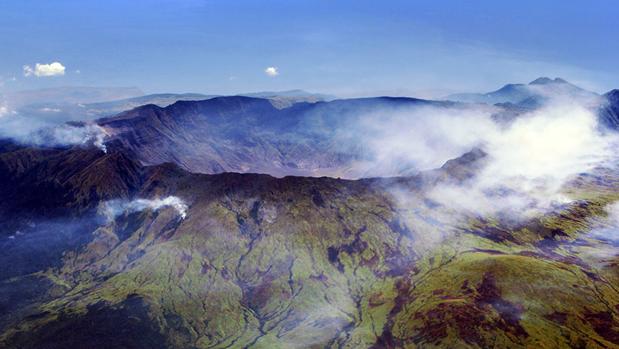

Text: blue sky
xmin=1 ymin=0 xmax=617 ymax=97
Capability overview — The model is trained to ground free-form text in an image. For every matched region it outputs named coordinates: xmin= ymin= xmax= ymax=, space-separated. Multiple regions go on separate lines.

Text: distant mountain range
xmin=1 ymin=89 xmax=334 ymax=130
xmin=2 ymin=86 xmax=145 ymax=107
xmin=85 ymin=90 xmax=334 ymax=116
xmin=446 ymin=77 xmax=599 ymax=107
xmin=238 ymin=89 xmax=336 ymax=108
xmin=83 ymin=93 xmax=217 ymax=115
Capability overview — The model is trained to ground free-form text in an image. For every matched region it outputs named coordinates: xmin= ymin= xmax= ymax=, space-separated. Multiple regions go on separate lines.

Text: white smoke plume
xmin=341 ymin=104 xmax=497 ymax=176
xmin=349 ymin=96 xmax=619 ymax=219
xmin=0 ymin=104 xmax=109 ymax=152
xmin=29 ymin=123 xmax=109 ymax=153
xmin=429 ymin=100 xmax=617 ymax=217
xmin=99 ymin=196 xmax=189 ymax=222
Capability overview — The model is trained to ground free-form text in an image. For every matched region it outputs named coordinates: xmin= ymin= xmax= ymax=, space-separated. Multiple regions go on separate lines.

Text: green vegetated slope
xmin=1 ymin=152 xmax=618 ymax=348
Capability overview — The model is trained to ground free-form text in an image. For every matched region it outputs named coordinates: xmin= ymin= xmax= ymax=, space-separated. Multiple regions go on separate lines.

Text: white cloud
xmin=346 ymin=95 xmax=619 ymax=219
xmin=344 ymin=105 xmax=497 ymax=175
xmin=23 ymin=61 xmax=66 ymax=77
xmin=24 ymin=123 xmax=110 ymax=153
xmin=264 ymin=66 xmax=279 ymax=77
xmin=439 ymin=103 xmax=616 ymax=217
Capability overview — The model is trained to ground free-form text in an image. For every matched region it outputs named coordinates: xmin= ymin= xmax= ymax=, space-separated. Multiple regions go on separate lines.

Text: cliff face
xmin=96 ymin=96 xmax=449 ymax=178
xmin=599 ymin=90 xmax=619 ymax=130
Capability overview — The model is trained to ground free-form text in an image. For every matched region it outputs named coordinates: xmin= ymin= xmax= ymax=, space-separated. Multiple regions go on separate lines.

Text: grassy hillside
xmin=0 ymin=146 xmax=617 ymax=348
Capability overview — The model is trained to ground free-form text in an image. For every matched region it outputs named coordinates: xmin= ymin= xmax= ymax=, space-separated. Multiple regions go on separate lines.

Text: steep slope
xmin=0 ymin=144 xmax=141 ymax=218
xmin=97 ymin=96 xmax=455 ymax=178
xmin=93 ymin=89 xmax=613 ymax=181
xmin=0 ymin=143 xmax=618 ymax=348
xmin=599 ymin=90 xmax=619 ymax=129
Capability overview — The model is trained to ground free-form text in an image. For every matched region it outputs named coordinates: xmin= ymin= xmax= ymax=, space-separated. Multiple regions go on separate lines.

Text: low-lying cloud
xmin=431 ymin=101 xmax=617 ymax=217
xmin=0 ymin=104 xmax=109 ymax=152
xmin=589 ymin=201 xmax=619 ymax=244
xmin=23 ymin=62 xmax=66 ymax=77
xmin=99 ymin=196 xmax=189 ymax=222
xmin=0 ymin=116 xmax=109 ymax=152
xmin=349 ymin=96 xmax=619 ymax=218
xmin=31 ymin=123 xmax=109 ymax=152
xmin=341 ymin=105 xmax=497 ymax=175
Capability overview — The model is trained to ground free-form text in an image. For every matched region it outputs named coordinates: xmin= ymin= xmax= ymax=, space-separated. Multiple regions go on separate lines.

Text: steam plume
xmin=349 ymin=96 xmax=619 ymax=218
xmin=99 ymin=196 xmax=189 ymax=222
xmin=30 ymin=123 xmax=109 ymax=152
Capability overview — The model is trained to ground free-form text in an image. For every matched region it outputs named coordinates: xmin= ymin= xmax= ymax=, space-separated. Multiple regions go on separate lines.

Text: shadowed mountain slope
xmin=599 ymin=90 xmax=619 ymax=130
xmin=97 ymin=96 xmax=456 ymax=178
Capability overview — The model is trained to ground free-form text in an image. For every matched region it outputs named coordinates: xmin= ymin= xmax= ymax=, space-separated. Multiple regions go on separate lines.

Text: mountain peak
xmin=529 ymin=77 xmax=568 ymax=85
xmin=605 ymin=89 xmax=619 ymax=100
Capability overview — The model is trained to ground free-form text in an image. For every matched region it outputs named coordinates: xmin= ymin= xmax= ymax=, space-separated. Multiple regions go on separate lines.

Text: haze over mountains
xmin=1 ymin=78 xmax=619 ymax=348
xmin=447 ymin=77 xmax=599 ymax=107
xmin=0 ymin=88 xmax=333 ymax=146
xmin=2 ymin=77 xmax=619 ymax=179
xmin=88 ymin=78 xmax=619 ymax=179
xmin=98 ymin=95 xmax=455 ymax=177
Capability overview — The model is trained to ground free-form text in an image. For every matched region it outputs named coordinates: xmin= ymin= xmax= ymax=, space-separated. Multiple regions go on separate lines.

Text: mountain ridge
xmin=1 ymin=138 xmax=618 ymax=348
xmin=96 ymin=95 xmax=452 ymax=178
